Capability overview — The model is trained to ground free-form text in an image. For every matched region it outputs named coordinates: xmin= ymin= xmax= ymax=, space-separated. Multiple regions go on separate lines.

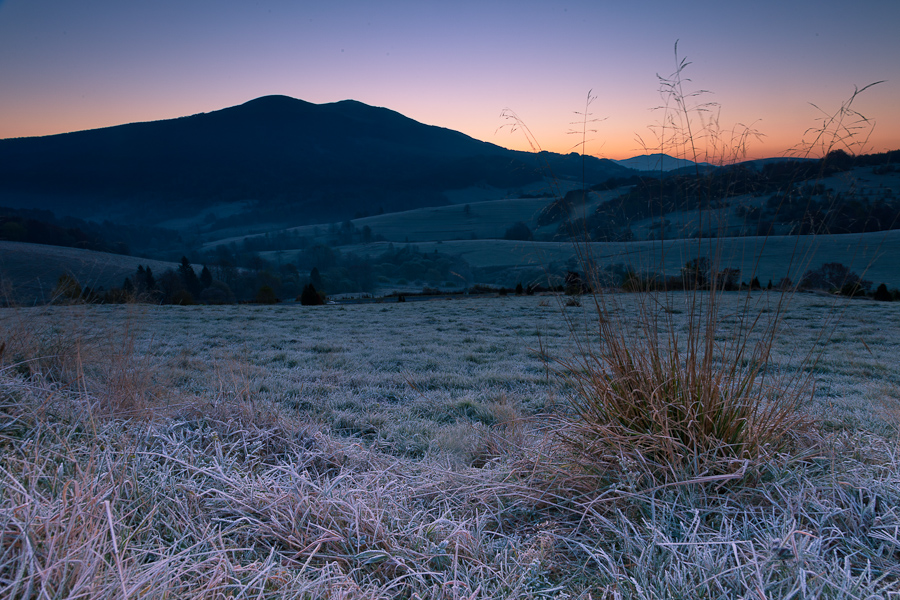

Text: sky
xmin=1 ymin=0 xmax=898 ymax=161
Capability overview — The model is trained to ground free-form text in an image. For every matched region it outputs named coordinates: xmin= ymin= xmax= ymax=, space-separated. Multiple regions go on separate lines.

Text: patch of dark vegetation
xmin=799 ymin=261 xmax=871 ymax=295
xmin=550 ymin=149 xmax=900 ymax=242
xmin=872 ymin=283 xmax=900 ymax=301
xmin=0 ymin=206 xmax=181 ymax=256
xmin=503 ymin=220 xmax=533 ymax=241
xmin=298 ymin=283 xmax=325 ymax=306
xmin=536 ymin=189 xmax=590 ymax=226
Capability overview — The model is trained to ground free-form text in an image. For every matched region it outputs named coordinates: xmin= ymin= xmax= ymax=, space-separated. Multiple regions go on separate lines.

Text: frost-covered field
xmin=11 ymin=293 xmax=897 ymax=441
xmin=2 ymin=294 xmax=900 ymax=598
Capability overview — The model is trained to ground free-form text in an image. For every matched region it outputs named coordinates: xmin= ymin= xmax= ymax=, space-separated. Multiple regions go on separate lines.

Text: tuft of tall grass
xmin=542 ymin=43 xmax=877 ymax=490
xmin=553 ymin=288 xmax=815 ymax=489
xmin=0 ymin=305 xmax=160 ymax=418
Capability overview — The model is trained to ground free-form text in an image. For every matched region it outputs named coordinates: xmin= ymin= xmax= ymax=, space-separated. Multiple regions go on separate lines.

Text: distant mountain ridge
xmin=614 ymin=153 xmax=822 ymax=172
xmin=0 ymin=95 xmax=632 ymax=226
xmin=614 ymin=153 xmax=715 ymax=172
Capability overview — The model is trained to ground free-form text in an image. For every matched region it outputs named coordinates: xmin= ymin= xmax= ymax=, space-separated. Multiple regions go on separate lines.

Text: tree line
xmin=0 ymin=206 xmax=184 ymax=256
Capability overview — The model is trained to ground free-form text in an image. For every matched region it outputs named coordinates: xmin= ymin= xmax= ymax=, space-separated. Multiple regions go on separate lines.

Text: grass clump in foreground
xmin=545 ymin=44 xmax=871 ymax=492
xmin=552 ymin=284 xmax=814 ymax=490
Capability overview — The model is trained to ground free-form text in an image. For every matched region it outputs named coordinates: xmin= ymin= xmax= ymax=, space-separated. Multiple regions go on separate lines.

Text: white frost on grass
xmin=2 ymin=294 xmax=900 ymax=597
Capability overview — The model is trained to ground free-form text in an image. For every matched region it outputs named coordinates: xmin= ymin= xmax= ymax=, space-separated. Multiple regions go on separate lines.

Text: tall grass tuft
xmin=546 ymin=43 xmax=852 ymax=490
xmin=553 ymin=287 xmax=814 ymax=489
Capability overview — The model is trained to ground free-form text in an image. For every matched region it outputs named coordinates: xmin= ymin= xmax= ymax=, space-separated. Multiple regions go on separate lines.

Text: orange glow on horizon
xmin=2 ymin=94 xmax=898 ymax=166
xmin=0 ymin=0 xmax=896 ymax=169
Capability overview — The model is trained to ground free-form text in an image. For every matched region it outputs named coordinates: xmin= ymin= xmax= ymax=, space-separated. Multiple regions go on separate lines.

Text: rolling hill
xmin=0 ymin=96 xmax=632 ymax=229
xmin=0 ymin=241 xmax=177 ymax=305
xmin=332 ymin=230 xmax=900 ymax=290
xmin=614 ymin=153 xmax=714 ymax=172
xmin=2 ymin=96 xmax=897 ymax=302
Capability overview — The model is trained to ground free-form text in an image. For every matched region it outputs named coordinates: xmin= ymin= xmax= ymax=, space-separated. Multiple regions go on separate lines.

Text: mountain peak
xmin=0 ymin=97 xmax=632 ymax=227
xmin=220 ymin=95 xmax=316 ymax=121
xmin=239 ymin=94 xmax=308 ymax=108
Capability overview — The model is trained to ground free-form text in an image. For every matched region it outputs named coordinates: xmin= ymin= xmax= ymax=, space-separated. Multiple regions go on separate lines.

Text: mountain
xmin=0 ymin=95 xmax=632 ymax=228
xmin=616 ymin=153 xmax=825 ymax=173
xmin=614 ymin=153 xmax=715 ymax=172
xmin=737 ymin=156 xmax=819 ymax=170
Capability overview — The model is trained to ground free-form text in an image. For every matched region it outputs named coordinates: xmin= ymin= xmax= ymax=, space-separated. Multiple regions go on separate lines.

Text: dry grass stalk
xmin=547 ymin=43 xmax=835 ymax=490
xmin=553 ymin=287 xmax=815 ymax=489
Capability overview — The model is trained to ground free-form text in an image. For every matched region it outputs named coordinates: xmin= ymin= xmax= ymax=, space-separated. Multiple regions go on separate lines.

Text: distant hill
xmin=0 ymin=241 xmax=177 ymax=305
xmin=318 ymin=230 xmax=900 ymax=291
xmin=737 ymin=156 xmax=819 ymax=170
xmin=614 ymin=153 xmax=715 ymax=172
xmin=0 ymin=96 xmax=632 ymax=228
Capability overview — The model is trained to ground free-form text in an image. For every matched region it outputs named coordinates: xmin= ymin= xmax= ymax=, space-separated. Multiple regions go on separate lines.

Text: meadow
xmin=2 ymin=292 xmax=899 ymax=598
xmin=0 ymin=241 xmax=177 ymax=306
xmin=339 ymin=229 xmax=900 ymax=291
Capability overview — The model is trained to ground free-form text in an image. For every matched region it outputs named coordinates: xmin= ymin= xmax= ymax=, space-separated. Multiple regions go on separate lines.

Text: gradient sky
xmin=1 ymin=0 xmax=898 ymax=161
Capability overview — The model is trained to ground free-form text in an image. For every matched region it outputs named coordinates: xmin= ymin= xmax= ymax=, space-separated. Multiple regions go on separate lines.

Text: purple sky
xmin=1 ymin=0 xmax=898 ymax=160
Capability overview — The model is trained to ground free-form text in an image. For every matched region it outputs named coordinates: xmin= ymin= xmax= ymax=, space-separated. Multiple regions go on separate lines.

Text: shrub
xmin=102 ymin=287 xmax=131 ymax=304
xmin=564 ymin=271 xmax=584 ymax=295
xmin=53 ymin=273 xmax=82 ymax=302
xmin=873 ymin=283 xmax=893 ymax=301
xmin=503 ymin=221 xmax=533 ymax=241
xmin=254 ymin=285 xmax=278 ymax=304
xmin=840 ymin=281 xmax=867 ymax=297
xmin=800 ymin=261 xmax=871 ymax=293
xmin=299 ymin=283 xmax=324 ymax=306
xmin=199 ymin=281 xmax=235 ymax=304
xmin=169 ymin=289 xmax=195 ymax=305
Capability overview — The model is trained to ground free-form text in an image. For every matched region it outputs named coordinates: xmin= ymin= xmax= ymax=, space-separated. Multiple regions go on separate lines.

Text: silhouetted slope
xmin=0 ymin=96 xmax=631 ymax=225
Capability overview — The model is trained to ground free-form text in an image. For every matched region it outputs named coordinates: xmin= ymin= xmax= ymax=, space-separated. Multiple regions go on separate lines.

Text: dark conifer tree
xmin=310 ymin=267 xmax=324 ymax=290
xmin=178 ymin=256 xmax=201 ymax=296
xmin=873 ymin=283 xmax=893 ymax=301
xmin=134 ymin=265 xmax=156 ymax=295
xmin=200 ymin=265 xmax=213 ymax=290
xmin=300 ymin=283 xmax=324 ymax=306
xmin=254 ymin=285 xmax=278 ymax=304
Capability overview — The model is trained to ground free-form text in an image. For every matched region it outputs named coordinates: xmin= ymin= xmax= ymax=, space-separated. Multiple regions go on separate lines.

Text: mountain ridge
xmin=0 ymin=96 xmax=632 ymax=227
xmin=614 ymin=153 xmax=715 ymax=172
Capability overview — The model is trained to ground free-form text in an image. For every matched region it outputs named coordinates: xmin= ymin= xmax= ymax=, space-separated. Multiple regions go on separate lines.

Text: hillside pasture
xmin=339 ymin=229 xmax=900 ymax=289
xmin=197 ymin=165 xmax=900 ymax=295
xmin=618 ymin=166 xmax=900 ymax=241
xmin=201 ymin=187 xmax=624 ymax=250
xmin=201 ymin=166 xmax=900 ymax=253
xmin=0 ymin=241 xmax=177 ymax=305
